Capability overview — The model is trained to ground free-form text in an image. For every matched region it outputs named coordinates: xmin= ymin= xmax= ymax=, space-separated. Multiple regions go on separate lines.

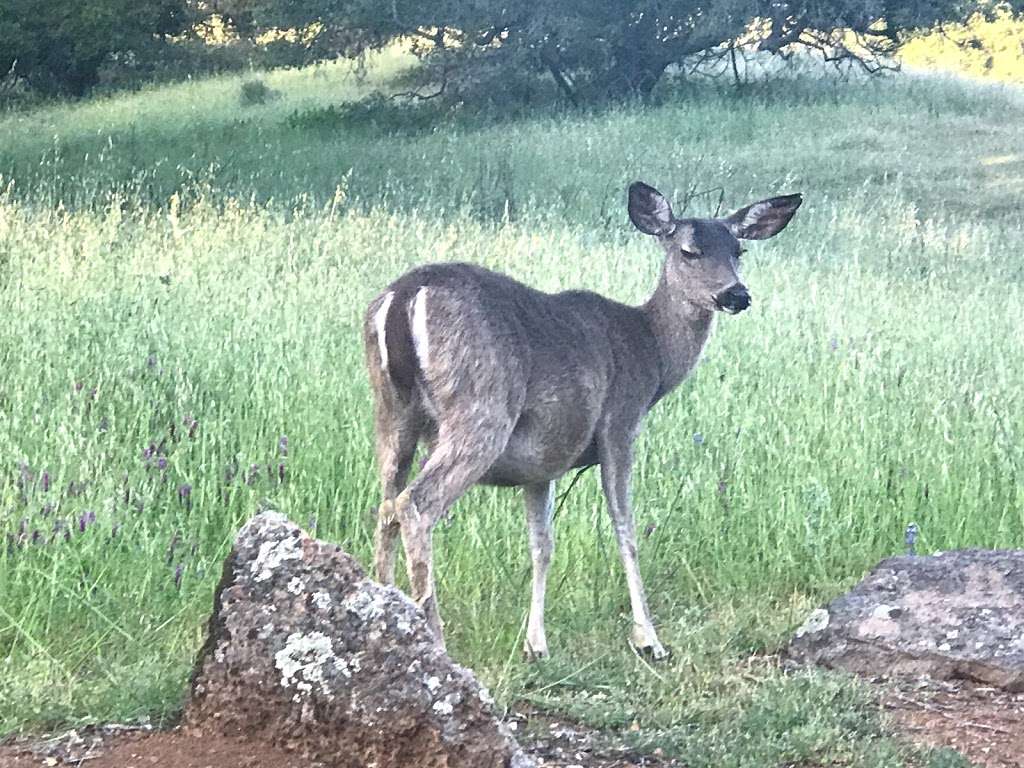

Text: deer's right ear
xmin=628 ymin=182 xmax=676 ymax=237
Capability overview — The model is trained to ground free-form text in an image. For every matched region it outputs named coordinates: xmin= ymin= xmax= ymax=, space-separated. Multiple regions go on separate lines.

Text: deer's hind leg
xmin=366 ymin=292 xmax=423 ymax=586
xmin=393 ymin=414 xmax=517 ymax=647
xmin=372 ymin=402 xmax=420 ymax=585
xmin=386 ymin=281 xmax=525 ymax=646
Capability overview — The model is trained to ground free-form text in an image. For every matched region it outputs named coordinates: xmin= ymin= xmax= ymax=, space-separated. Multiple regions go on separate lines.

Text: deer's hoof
xmin=523 ymin=645 xmax=550 ymax=663
xmin=630 ymin=640 xmax=673 ymax=663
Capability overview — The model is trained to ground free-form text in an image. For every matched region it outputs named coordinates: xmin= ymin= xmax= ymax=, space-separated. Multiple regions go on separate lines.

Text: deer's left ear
xmin=725 ymin=194 xmax=803 ymax=240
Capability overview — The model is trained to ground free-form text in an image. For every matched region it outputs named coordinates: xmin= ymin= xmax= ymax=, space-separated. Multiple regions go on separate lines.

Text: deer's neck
xmin=642 ymin=265 xmax=715 ymax=399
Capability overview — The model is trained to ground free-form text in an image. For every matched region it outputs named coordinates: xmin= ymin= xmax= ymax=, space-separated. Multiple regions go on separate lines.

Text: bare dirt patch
xmin=884 ymin=679 xmax=1024 ymax=768
xmin=5 ymin=681 xmax=1022 ymax=768
xmin=0 ymin=712 xmax=681 ymax=768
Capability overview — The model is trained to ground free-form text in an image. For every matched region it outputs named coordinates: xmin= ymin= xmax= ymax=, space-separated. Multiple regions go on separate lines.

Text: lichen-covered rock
xmin=185 ymin=511 xmax=534 ymax=768
xmin=786 ymin=549 xmax=1024 ymax=691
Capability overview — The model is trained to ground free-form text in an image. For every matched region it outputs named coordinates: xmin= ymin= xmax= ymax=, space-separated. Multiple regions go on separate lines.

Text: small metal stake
xmin=904 ymin=522 xmax=919 ymax=556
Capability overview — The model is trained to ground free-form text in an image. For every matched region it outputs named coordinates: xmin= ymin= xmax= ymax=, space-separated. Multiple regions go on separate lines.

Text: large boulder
xmin=184 ymin=511 xmax=534 ymax=768
xmin=786 ymin=549 xmax=1024 ymax=691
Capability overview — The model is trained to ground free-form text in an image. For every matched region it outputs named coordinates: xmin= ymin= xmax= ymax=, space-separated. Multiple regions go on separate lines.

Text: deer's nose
xmin=714 ymin=284 xmax=750 ymax=314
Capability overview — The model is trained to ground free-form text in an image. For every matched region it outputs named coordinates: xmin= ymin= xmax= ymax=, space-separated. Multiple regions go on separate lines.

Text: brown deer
xmin=363 ymin=182 xmax=802 ymax=659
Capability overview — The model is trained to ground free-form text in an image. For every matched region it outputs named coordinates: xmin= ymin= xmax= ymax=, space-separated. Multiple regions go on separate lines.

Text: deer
xmin=363 ymin=181 xmax=802 ymax=660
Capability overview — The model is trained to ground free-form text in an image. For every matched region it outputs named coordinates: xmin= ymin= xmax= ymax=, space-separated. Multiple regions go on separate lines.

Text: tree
xmin=230 ymin=0 xmax=1023 ymax=103
xmin=0 ymin=0 xmax=193 ymax=96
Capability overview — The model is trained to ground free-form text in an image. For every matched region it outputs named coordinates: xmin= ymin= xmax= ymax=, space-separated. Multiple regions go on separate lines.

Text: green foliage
xmin=239 ymin=78 xmax=278 ymax=106
xmin=0 ymin=0 xmax=192 ymax=96
xmin=1 ymin=55 xmax=1024 ymax=766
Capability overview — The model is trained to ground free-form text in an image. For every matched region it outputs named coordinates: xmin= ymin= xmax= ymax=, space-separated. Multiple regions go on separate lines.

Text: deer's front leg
xmin=598 ymin=436 xmax=669 ymax=660
xmin=523 ymin=481 xmax=555 ymax=660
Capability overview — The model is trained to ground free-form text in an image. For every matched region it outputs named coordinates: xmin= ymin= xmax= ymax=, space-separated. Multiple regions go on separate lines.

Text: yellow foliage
xmin=901 ymin=4 xmax=1024 ymax=83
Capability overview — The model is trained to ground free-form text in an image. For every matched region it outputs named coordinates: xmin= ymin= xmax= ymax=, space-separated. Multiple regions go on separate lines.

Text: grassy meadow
xmin=1 ymin=49 xmax=1023 ymax=766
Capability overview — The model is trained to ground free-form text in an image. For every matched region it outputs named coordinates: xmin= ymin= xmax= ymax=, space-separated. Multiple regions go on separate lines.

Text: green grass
xmin=1 ymin=52 xmax=1022 ymax=767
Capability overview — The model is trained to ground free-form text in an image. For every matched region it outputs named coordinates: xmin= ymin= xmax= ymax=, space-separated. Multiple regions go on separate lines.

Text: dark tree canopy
xmin=2 ymin=0 xmax=1020 ymax=100
xmin=227 ymin=0 xmax=1022 ymax=102
xmin=0 ymin=0 xmax=191 ymax=95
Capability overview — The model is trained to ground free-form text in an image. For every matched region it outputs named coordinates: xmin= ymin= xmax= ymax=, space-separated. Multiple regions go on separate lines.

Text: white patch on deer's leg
xmin=411 ymin=287 xmax=430 ymax=368
xmin=615 ymin=521 xmax=668 ymax=660
xmin=523 ymin=482 xmax=555 ymax=660
xmin=373 ymin=291 xmax=394 ymax=371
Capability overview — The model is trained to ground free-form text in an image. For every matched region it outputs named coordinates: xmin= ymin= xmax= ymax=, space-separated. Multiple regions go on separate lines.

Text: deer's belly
xmin=479 ymin=405 xmax=599 ymax=487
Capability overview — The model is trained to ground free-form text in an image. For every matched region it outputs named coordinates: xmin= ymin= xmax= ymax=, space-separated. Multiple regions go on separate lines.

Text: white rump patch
xmin=373 ymin=291 xmax=394 ymax=371
xmin=412 ymin=287 xmax=430 ymax=368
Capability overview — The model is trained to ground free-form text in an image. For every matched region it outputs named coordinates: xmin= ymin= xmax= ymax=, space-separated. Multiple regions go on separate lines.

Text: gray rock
xmin=786 ymin=549 xmax=1024 ymax=691
xmin=185 ymin=511 xmax=534 ymax=768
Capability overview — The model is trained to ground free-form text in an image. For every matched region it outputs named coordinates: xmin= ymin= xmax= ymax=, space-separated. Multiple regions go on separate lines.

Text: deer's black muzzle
xmin=714 ymin=284 xmax=751 ymax=314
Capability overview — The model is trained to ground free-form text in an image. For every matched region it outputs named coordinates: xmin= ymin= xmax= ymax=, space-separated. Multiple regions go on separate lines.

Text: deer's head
xmin=628 ymin=182 xmax=802 ymax=314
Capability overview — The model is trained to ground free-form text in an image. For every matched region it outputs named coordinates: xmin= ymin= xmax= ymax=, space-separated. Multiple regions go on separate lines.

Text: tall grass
xmin=0 ymin=53 xmax=1020 ymax=766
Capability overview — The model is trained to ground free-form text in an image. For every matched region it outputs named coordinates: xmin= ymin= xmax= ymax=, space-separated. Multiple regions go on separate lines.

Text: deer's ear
xmin=725 ymin=194 xmax=802 ymax=240
xmin=628 ymin=182 xmax=676 ymax=237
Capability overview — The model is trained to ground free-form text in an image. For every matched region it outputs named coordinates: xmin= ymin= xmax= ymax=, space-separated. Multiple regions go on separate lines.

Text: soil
xmin=883 ymin=678 xmax=1024 ymax=768
xmin=0 ymin=711 xmax=680 ymax=768
xmin=2 ymin=682 xmax=1021 ymax=768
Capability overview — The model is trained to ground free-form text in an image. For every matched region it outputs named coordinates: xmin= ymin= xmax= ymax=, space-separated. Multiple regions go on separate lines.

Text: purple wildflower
xmin=829 ymin=337 xmax=839 ymax=352
xmin=278 ymin=435 xmax=289 ymax=457
xmin=174 ymin=564 xmax=184 ymax=590
xmin=74 ymin=382 xmax=84 ymax=393
xmin=693 ymin=433 xmax=705 ymax=446
xmin=41 ymin=472 xmax=51 ymax=492
xmin=278 ymin=463 xmax=286 ymax=484
xmin=178 ymin=484 xmax=192 ymax=509
xmin=147 ymin=354 xmax=157 ymax=369
xmin=156 ymin=457 xmax=168 ymax=471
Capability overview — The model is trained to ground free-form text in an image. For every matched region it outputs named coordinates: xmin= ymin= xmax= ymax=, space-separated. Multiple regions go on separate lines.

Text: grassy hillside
xmin=1 ymin=53 xmax=1022 ymax=765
